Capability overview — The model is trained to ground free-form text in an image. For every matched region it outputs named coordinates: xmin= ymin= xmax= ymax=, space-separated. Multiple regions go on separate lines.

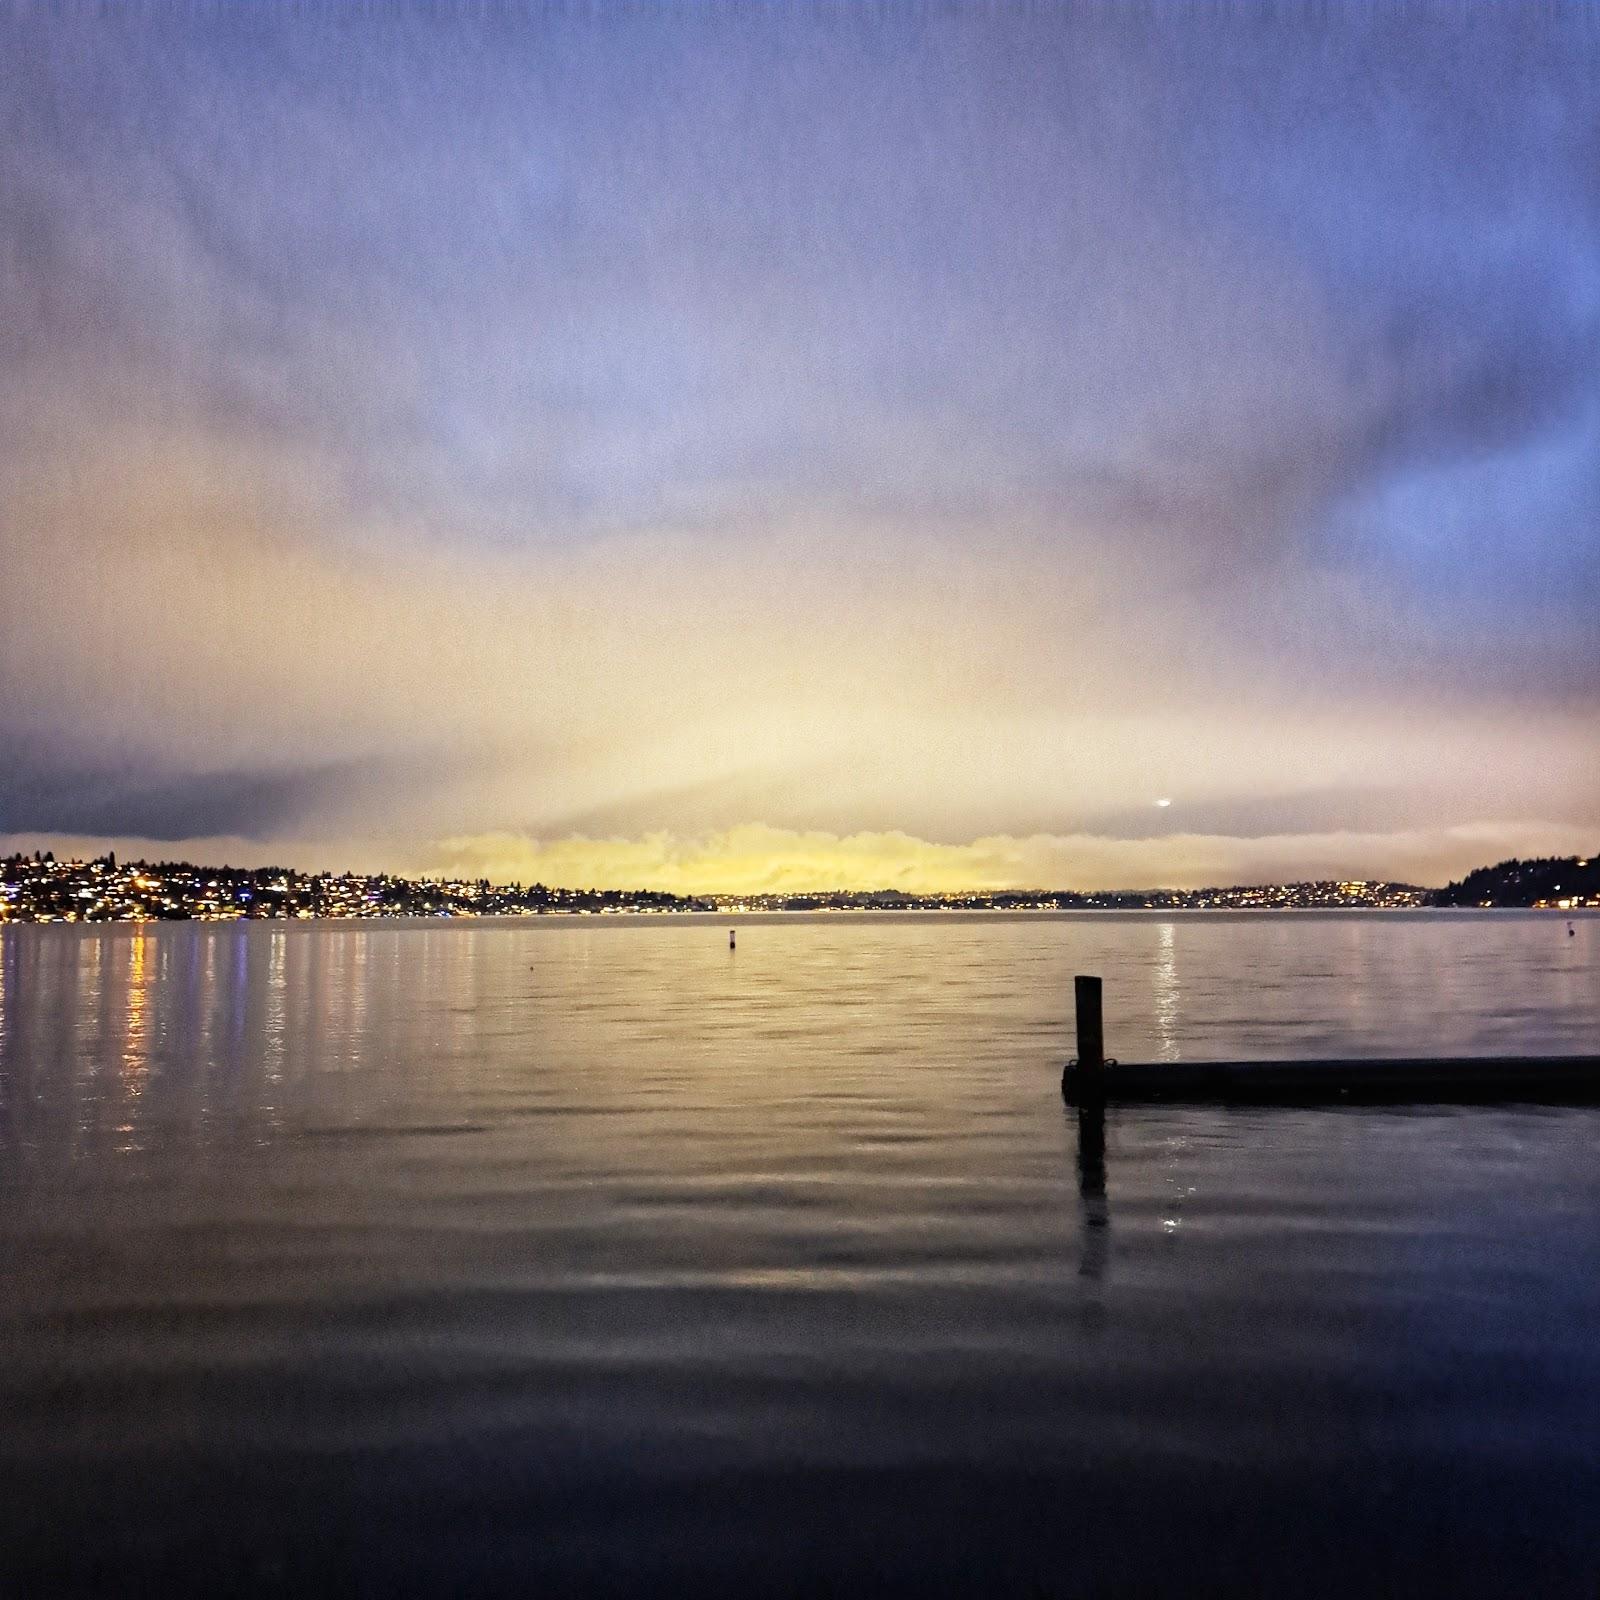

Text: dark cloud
xmin=0 ymin=756 xmax=369 ymax=843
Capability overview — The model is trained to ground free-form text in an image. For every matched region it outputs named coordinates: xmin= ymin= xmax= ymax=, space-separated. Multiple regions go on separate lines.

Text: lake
xmin=2 ymin=911 xmax=1598 ymax=1595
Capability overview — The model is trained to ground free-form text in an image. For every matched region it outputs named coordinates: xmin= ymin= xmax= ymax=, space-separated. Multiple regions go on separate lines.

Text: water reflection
xmin=0 ymin=915 xmax=1597 ymax=1598
xmin=1159 ymin=1132 xmax=1197 ymax=1234
xmin=0 ymin=912 xmax=1593 ymax=1174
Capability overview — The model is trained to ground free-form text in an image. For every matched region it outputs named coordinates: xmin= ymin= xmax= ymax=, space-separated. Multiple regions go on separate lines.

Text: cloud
xmin=0 ymin=10 xmax=1595 ymax=871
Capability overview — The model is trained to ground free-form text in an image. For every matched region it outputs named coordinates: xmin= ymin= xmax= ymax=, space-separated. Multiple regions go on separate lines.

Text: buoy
xmin=729 ymin=928 xmax=736 ymax=950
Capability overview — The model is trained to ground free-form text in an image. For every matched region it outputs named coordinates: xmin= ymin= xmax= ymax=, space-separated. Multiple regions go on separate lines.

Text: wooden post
xmin=1067 ymin=974 xmax=1105 ymax=1099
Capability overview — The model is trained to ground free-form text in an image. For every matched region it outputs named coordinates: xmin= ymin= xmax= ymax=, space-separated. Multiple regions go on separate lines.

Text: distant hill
xmin=1429 ymin=855 xmax=1599 ymax=909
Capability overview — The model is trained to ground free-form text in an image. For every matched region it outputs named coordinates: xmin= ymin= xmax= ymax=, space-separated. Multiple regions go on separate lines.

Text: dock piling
xmin=1067 ymin=974 xmax=1105 ymax=1099
xmin=1059 ymin=975 xmax=1600 ymax=1105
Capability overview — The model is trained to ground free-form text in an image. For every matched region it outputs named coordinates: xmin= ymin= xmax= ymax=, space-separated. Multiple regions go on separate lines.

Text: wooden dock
xmin=1062 ymin=976 xmax=1600 ymax=1106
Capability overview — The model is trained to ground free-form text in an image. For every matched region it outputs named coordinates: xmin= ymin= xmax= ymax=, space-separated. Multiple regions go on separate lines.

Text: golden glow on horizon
xmin=422 ymin=820 xmax=1600 ymax=897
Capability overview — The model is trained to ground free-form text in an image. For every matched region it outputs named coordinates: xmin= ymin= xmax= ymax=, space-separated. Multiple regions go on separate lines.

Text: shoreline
xmin=3 ymin=905 xmax=1596 ymax=930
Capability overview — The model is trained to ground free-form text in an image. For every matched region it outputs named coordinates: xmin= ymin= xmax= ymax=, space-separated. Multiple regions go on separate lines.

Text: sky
xmin=1 ymin=7 xmax=1597 ymax=892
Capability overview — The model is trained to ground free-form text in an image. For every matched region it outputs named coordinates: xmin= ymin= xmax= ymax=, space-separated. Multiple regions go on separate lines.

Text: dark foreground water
xmin=1 ymin=911 xmax=1598 ymax=1597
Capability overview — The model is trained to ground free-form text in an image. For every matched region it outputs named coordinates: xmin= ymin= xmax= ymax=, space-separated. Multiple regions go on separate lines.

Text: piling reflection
xmin=1074 ymin=1100 xmax=1110 ymax=1282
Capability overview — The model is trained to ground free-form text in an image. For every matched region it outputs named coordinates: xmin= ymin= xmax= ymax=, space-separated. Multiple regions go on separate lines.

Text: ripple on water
xmin=1 ymin=913 xmax=1598 ymax=1594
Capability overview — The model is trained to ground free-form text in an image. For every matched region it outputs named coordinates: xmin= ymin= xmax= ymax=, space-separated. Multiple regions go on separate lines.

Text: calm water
xmin=1 ymin=911 xmax=1598 ymax=1596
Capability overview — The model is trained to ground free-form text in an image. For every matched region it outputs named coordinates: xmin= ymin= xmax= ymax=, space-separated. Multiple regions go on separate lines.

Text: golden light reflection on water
xmin=0 ymin=935 xmax=8 ymax=1139
xmin=1153 ymin=920 xmax=1179 ymax=1062
xmin=115 ymin=928 xmax=151 ymax=1153
xmin=121 ymin=928 xmax=149 ymax=1075
xmin=0 ymin=912 xmax=1592 ymax=1180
